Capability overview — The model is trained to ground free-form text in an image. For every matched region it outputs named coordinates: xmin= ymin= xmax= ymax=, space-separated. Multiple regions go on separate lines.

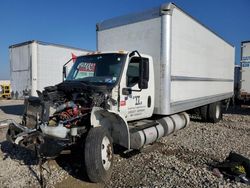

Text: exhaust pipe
xmin=130 ymin=112 xmax=190 ymax=149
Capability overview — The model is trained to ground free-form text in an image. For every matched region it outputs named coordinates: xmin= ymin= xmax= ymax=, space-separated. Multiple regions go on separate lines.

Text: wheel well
xmin=90 ymin=107 xmax=130 ymax=149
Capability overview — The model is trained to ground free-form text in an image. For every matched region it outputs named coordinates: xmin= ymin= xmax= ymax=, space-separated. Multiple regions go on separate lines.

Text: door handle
xmin=148 ymin=96 xmax=151 ymax=108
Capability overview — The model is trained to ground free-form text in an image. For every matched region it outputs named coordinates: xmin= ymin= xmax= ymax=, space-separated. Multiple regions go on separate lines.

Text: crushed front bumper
xmin=5 ymin=120 xmax=70 ymax=158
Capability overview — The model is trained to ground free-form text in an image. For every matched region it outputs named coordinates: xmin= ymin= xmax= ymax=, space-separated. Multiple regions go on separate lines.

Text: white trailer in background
xmin=239 ymin=41 xmax=250 ymax=101
xmin=234 ymin=65 xmax=240 ymax=98
xmin=9 ymin=40 xmax=90 ymax=98
xmin=97 ymin=2 xmax=235 ymax=117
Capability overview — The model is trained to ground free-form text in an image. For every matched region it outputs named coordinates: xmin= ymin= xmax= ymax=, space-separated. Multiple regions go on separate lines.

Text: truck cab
xmin=66 ymin=51 xmax=155 ymax=121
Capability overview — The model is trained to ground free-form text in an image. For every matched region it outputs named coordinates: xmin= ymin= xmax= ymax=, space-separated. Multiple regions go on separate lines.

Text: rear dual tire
xmin=208 ymin=102 xmax=222 ymax=123
xmin=200 ymin=102 xmax=222 ymax=123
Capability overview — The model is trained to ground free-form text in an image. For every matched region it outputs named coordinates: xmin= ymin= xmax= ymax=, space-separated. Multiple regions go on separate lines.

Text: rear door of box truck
xmin=10 ymin=43 xmax=32 ymax=98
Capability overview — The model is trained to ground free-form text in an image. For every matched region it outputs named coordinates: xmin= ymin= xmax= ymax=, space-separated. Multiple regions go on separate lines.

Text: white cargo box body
xmin=10 ymin=41 xmax=90 ymax=98
xmin=97 ymin=3 xmax=235 ymax=115
xmin=240 ymin=41 xmax=250 ymax=96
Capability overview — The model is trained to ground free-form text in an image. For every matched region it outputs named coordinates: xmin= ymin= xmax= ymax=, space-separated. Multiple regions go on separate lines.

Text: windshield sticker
xmin=78 ymin=63 xmax=96 ymax=72
xmin=75 ymin=63 xmax=96 ymax=79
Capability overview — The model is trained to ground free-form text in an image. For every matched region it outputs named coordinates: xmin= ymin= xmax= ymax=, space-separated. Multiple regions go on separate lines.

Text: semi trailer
xmin=238 ymin=41 xmax=250 ymax=102
xmin=9 ymin=40 xmax=90 ymax=98
xmin=6 ymin=3 xmax=234 ymax=183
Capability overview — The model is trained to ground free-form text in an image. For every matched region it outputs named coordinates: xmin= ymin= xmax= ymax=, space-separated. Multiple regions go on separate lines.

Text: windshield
xmin=66 ymin=53 xmax=127 ymax=85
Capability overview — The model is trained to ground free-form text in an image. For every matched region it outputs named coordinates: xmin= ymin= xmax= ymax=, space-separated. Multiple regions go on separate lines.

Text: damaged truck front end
xmin=7 ymin=80 xmax=111 ymax=158
xmin=6 ymin=53 xmax=129 ymax=183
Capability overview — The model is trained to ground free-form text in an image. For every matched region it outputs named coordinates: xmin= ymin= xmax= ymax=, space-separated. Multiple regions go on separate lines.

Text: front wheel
xmin=84 ymin=127 xmax=113 ymax=183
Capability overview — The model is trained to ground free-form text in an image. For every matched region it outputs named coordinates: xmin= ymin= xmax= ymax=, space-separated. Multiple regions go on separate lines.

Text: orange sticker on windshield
xmin=78 ymin=63 xmax=96 ymax=72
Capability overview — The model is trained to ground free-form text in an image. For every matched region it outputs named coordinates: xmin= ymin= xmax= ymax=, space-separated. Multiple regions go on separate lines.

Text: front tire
xmin=84 ymin=127 xmax=113 ymax=183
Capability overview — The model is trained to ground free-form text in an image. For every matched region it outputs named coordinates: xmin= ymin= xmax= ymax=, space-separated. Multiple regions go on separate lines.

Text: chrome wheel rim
xmin=101 ymin=136 xmax=112 ymax=170
xmin=215 ymin=104 xmax=220 ymax=119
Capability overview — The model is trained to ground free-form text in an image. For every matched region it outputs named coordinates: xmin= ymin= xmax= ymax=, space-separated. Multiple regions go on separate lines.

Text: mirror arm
xmin=122 ymin=88 xmax=142 ymax=95
xmin=123 ymin=88 xmax=142 ymax=95
xmin=131 ymin=89 xmax=142 ymax=92
xmin=63 ymin=58 xmax=73 ymax=67
xmin=129 ymin=50 xmax=142 ymax=60
xmin=62 ymin=58 xmax=73 ymax=81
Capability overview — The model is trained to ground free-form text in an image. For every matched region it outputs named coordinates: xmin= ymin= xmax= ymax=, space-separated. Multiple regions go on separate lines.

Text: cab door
xmin=119 ymin=55 xmax=154 ymax=121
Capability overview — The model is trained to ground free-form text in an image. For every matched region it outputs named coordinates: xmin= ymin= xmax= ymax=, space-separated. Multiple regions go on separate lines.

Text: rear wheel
xmin=208 ymin=102 xmax=222 ymax=123
xmin=200 ymin=105 xmax=208 ymax=122
xmin=84 ymin=127 xmax=113 ymax=183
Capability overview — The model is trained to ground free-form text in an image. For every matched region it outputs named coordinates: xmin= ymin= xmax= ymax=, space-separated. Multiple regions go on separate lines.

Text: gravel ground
xmin=0 ymin=100 xmax=68 ymax=188
xmin=110 ymin=111 xmax=250 ymax=188
xmin=0 ymin=100 xmax=250 ymax=188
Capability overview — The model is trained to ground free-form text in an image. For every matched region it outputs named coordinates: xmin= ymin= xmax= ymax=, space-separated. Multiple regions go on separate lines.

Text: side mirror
xmin=63 ymin=66 xmax=67 ymax=80
xmin=139 ymin=59 xmax=149 ymax=89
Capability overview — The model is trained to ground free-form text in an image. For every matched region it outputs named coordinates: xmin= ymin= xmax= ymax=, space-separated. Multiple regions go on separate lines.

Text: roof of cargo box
xmin=9 ymin=40 xmax=91 ymax=52
xmin=242 ymin=41 xmax=250 ymax=44
xmin=97 ymin=2 xmax=234 ymax=47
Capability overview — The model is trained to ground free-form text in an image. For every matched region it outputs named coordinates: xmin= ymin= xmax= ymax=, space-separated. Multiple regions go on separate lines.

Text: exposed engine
xmin=25 ymin=81 xmax=109 ymax=130
xmin=7 ymin=80 xmax=111 ymax=158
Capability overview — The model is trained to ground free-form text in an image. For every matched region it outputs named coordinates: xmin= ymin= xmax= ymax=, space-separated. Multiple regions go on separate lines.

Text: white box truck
xmin=6 ymin=3 xmax=235 ymax=184
xmin=239 ymin=41 xmax=250 ymax=101
xmin=97 ymin=3 xmax=235 ymax=117
xmin=9 ymin=40 xmax=90 ymax=98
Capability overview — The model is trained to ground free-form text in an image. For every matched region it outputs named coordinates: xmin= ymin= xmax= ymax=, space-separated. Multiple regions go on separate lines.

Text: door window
xmin=127 ymin=57 xmax=140 ymax=87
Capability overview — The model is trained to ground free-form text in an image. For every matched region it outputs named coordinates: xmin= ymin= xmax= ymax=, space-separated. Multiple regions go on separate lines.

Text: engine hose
xmin=61 ymin=113 xmax=88 ymax=125
xmin=55 ymin=101 xmax=77 ymax=113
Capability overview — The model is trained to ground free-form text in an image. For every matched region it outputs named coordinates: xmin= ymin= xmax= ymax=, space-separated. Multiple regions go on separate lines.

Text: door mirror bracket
xmin=123 ymin=88 xmax=144 ymax=95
